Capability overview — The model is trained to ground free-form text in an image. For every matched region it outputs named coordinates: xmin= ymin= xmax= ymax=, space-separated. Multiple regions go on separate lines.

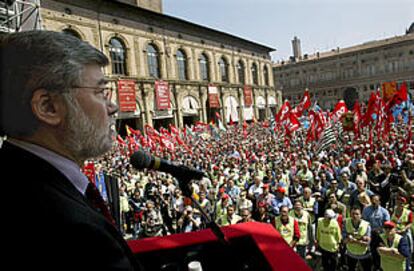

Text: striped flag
xmin=316 ymin=124 xmax=336 ymax=153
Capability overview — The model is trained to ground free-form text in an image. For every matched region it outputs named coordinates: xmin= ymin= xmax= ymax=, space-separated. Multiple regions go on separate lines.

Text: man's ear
xmin=31 ymin=89 xmax=66 ymax=126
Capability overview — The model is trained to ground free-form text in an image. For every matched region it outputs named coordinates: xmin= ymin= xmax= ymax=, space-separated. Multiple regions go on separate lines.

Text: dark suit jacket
xmin=1 ymin=142 xmax=142 ymax=270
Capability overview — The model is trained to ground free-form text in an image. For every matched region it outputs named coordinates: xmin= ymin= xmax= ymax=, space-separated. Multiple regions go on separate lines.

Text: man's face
xmin=351 ymin=209 xmax=361 ymax=221
xmin=62 ymin=64 xmax=117 ymax=161
xmin=280 ymin=207 xmax=289 ymax=218
xmin=372 ymin=196 xmax=380 ymax=207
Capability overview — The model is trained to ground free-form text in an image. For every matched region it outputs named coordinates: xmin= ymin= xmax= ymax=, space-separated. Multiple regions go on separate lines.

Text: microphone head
xmin=130 ymin=150 xmax=152 ymax=169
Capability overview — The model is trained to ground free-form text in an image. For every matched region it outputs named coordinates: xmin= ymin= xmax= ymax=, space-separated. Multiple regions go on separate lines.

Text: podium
xmin=128 ymin=222 xmax=311 ymax=271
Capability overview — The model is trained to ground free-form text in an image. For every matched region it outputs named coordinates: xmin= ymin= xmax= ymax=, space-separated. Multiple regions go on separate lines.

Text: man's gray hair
xmin=0 ymin=30 xmax=109 ymax=137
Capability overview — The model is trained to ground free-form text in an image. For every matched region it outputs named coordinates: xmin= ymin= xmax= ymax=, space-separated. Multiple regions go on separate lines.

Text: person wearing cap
xmin=316 ymin=209 xmax=342 ymax=271
xmin=270 ymin=187 xmax=293 ymax=216
xmin=378 ymin=221 xmax=410 ymax=271
xmin=275 ymin=205 xmax=301 ymax=248
xmin=236 ymin=190 xmax=253 ymax=214
xmin=215 ymin=191 xmax=233 ymax=217
xmin=290 ymin=200 xmax=312 ymax=259
xmin=257 ymin=183 xmax=275 ymax=207
xmin=343 ymin=207 xmax=372 ymax=271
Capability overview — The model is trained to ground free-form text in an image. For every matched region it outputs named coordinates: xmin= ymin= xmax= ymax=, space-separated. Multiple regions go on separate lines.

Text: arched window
xmin=109 ymin=37 xmax=127 ymax=75
xmin=263 ymin=65 xmax=269 ymax=86
xmin=62 ymin=28 xmax=82 ymax=40
xmin=236 ymin=60 xmax=245 ymax=84
xmin=219 ymin=57 xmax=229 ymax=82
xmin=147 ymin=44 xmax=160 ymax=78
xmin=176 ymin=49 xmax=188 ymax=80
xmin=251 ymin=63 xmax=258 ymax=85
xmin=199 ymin=53 xmax=209 ymax=81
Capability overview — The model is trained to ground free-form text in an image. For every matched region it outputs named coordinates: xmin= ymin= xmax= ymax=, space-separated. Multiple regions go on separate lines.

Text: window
xmin=176 ymin=49 xmax=188 ymax=80
xmin=236 ymin=60 xmax=245 ymax=84
xmin=199 ymin=53 xmax=209 ymax=81
xmin=109 ymin=38 xmax=127 ymax=75
xmin=218 ymin=57 xmax=229 ymax=82
xmin=263 ymin=65 xmax=269 ymax=86
xmin=147 ymin=44 xmax=160 ymax=78
xmin=251 ymin=63 xmax=258 ymax=85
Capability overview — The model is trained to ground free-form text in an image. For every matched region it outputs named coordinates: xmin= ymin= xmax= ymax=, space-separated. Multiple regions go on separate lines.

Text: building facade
xmin=40 ymin=0 xmax=281 ymax=134
xmin=273 ymin=26 xmax=414 ymax=110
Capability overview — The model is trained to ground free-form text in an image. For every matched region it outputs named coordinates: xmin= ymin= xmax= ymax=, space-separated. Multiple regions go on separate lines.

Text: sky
xmin=163 ymin=0 xmax=414 ymax=62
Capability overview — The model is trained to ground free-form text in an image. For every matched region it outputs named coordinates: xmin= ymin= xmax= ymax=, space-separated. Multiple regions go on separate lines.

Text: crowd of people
xmin=87 ymin=117 xmax=414 ymax=271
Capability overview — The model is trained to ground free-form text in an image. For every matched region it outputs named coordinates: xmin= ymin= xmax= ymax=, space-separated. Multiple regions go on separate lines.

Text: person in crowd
xmin=362 ymin=194 xmax=391 ymax=270
xmin=177 ymin=205 xmax=201 ymax=233
xmin=377 ymin=221 xmax=410 ymax=271
xmin=0 ymin=30 xmax=142 ymax=270
xmin=275 ymin=205 xmax=301 ymax=248
xmin=237 ymin=208 xmax=254 ymax=223
xmin=316 ymin=209 xmax=342 ymax=271
xmin=343 ymin=207 xmax=372 ymax=271
xmin=217 ymin=205 xmax=241 ymax=226
xmin=290 ymin=200 xmax=312 ymax=259
xmin=270 ymin=187 xmax=293 ymax=216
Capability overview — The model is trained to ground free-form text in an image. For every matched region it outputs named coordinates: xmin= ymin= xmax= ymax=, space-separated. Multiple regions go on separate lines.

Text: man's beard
xmin=61 ymin=93 xmax=114 ymax=161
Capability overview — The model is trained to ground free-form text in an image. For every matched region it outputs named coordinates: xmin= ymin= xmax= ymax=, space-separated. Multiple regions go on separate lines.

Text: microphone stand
xmin=177 ymin=176 xmax=230 ymax=246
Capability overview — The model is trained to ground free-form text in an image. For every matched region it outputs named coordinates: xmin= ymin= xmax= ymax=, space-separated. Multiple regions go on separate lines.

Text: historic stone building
xmin=40 ymin=0 xmax=280 ymax=134
xmin=273 ymin=24 xmax=414 ymax=110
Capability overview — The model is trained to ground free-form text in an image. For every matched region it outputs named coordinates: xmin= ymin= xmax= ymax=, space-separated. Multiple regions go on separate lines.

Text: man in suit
xmin=0 ymin=30 xmax=142 ymax=270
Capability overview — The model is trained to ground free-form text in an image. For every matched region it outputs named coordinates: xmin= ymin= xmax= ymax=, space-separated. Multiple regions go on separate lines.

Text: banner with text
xmin=243 ymin=85 xmax=253 ymax=106
xmin=208 ymin=84 xmax=220 ymax=108
xmin=155 ymin=80 xmax=171 ymax=110
xmin=117 ymin=80 xmax=136 ymax=112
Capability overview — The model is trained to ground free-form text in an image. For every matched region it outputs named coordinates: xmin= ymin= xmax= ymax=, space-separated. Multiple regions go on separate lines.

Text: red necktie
xmin=85 ymin=182 xmax=116 ymax=226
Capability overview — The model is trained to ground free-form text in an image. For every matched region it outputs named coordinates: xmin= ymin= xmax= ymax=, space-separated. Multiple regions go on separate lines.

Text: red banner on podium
xmin=117 ymin=80 xmax=136 ymax=112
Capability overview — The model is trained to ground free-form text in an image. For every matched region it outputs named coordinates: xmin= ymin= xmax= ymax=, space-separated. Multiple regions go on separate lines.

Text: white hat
xmin=325 ymin=209 xmax=336 ymax=219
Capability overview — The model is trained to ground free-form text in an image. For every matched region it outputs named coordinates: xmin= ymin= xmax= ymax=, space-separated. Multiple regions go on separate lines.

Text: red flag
xmin=117 ymin=135 xmax=126 ymax=146
xmin=353 ymin=101 xmax=362 ymax=137
xmin=169 ymin=124 xmax=180 ymax=136
xmin=291 ymin=89 xmax=311 ymax=117
xmin=362 ymin=92 xmax=379 ymax=127
xmin=275 ymin=100 xmax=291 ymax=123
xmin=285 ymin=113 xmax=300 ymax=134
xmin=331 ymin=100 xmax=348 ymax=122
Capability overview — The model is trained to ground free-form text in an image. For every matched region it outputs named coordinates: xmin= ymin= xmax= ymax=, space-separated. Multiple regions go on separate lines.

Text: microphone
xmin=130 ymin=150 xmax=205 ymax=181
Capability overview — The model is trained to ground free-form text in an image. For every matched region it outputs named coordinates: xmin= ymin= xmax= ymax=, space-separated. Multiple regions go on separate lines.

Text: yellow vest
xmin=290 ymin=210 xmax=310 ymax=246
xmin=317 ymin=217 xmax=341 ymax=252
xmin=275 ymin=216 xmax=295 ymax=245
xmin=299 ymin=196 xmax=316 ymax=223
xmin=379 ymin=233 xmax=406 ymax=271
xmin=391 ymin=208 xmax=411 ymax=232
xmin=345 ymin=218 xmax=369 ymax=256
